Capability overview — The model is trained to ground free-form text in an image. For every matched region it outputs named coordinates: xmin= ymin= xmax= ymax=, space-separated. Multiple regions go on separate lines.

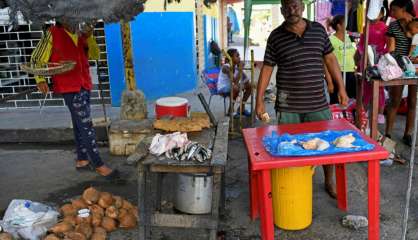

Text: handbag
xmin=377 ymin=53 xmax=404 ymax=81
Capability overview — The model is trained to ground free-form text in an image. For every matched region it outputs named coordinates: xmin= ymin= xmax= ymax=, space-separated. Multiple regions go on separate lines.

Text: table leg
xmin=335 ymin=163 xmax=348 ymax=211
xmin=210 ymin=171 xmax=222 ymax=240
xmin=257 ymin=170 xmax=275 ymax=240
xmin=370 ymin=80 xmax=380 ymax=140
xmin=368 ymin=160 xmax=380 ymax=240
xmin=137 ymin=163 xmax=146 ymax=240
xmin=249 ymin=157 xmax=259 ymax=220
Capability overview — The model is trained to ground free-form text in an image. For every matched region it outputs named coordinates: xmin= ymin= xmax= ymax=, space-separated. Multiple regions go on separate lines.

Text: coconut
xmin=75 ymin=214 xmax=92 ymax=225
xmin=121 ymin=200 xmax=134 ymax=210
xmin=105 ymin=205 xmax=119 ymax=219
xmin=98 ymin=192 xmax=113 ymax=209
xmin=118 ymin=208 xmax=128 ymax=221
xmin=71 ymin=199 xmax=88 ymax=210
xmin=50 ymin=222 xmax=73 ymax=233
xmin=89 ymin=204 xmax=104 ymax=217
xmin=101 ymin=217 xmax=117 ymax=232
xmin=82 ymin=187 xmax=100 ymax=205
xmin=131 ymin=206 xmax=139 ymax=221
xmin=119 ymin=213 xmax=137 ymax=229
xmin=60 ymin=204 xmax=77 ymax=217
xmin=64 ymin=231 xmax=86 ymax=240
xmin=0 ymin=233 xmax=13 ymax=240
xmin=63 ymin=215 xmax=77 ymax=226
xmin=92 ymin=214 xmax=102 ymax=227
xmin=44 ymin=234 xmax=60 ymax=240
xmin=112 ymin=196 xmax=123 ymax=209
xmin=75 ymin=223 xmax=93 ymax=239
xmin=91 ymin=231 xmax=107 ymax=240
xmin=93 ymin=227 xmax=107 ymax=235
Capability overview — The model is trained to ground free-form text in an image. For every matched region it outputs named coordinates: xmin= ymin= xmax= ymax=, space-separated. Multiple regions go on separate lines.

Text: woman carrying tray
xmin=30 ymin=19 xmax=121 ymax=181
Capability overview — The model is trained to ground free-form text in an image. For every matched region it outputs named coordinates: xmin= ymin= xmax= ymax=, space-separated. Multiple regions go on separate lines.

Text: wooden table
xmin=137 ymin=118 xmax=229 ymax=240
xmin=242 ymin=119 xmax=389 ymax=240
xmin=370 ymin=77 xmax=418 ymax=140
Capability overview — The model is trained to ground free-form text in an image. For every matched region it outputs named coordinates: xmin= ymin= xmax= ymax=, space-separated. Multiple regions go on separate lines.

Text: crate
xmin=109 ymin=119 xmax=153 ymax=156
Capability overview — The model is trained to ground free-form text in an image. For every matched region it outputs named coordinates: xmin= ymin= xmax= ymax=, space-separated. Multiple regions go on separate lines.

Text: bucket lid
xmin=156 ymin=97 xmax=188 ymax=107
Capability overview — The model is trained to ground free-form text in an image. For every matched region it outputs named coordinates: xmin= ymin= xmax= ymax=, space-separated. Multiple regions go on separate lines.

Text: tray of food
xmin=20 ymin=61 xmax=76 ymax=76
xmin=263 ymin=130 xmax=375 ymax=157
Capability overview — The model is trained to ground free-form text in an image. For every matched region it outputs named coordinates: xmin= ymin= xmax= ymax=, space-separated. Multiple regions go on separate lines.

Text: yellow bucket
xmin=271 ymin=166 xmax=315 ymax=230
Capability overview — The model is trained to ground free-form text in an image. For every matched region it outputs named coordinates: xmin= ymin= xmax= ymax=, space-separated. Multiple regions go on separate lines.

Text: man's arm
xmin=323 ymin=52 xmax=348 ymax=106
xmin=323 ymin=63 xmax=334 ymax=94
xmin=255 ymin=65 xmax=274 ymax=119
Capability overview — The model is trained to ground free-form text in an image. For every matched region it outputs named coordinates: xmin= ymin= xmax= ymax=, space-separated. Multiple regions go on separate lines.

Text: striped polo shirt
xmin=264 ymin=20 xmax=333 ymax=113
xmin=386 ymin=20 xmax=412 ymax=58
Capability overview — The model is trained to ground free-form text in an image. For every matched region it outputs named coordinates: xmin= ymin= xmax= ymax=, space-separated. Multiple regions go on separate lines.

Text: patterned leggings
xmin=63 ymin=89 xmax=104 ymax=168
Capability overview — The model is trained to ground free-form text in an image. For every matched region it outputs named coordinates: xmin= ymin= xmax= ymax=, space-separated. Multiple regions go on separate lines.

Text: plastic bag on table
xmin=149 ymin=132 xmax=190 ymax=156
xmin=377 ymin=53 xmax=403 ymax=81
xmin=0 ymin=200 xmax=59 ymax=240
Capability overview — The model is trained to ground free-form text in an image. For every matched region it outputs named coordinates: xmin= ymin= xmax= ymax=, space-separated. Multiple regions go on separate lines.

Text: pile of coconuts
xmin=44 ymin=187 xmax=138 ymax=240
xmin=0 ymin=232 xmax=13 ymax=240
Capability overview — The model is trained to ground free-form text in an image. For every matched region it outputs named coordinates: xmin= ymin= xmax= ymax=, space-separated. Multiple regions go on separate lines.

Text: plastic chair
xmin=201 ymin=67 xmax=230 ymax=115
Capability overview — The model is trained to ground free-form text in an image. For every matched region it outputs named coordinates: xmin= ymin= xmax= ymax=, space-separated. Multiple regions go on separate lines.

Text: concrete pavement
xmin=0 ymin=76 xmax=417 ymax=239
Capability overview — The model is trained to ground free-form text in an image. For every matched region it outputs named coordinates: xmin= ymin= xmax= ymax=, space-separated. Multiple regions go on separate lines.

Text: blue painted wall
xmin=105 ymin=12 xmax=198 ymax=106
xmin=203 ymin=16 xmax=219 ymax=70
xmin=104 ymin=23 xmax=125 ymax=107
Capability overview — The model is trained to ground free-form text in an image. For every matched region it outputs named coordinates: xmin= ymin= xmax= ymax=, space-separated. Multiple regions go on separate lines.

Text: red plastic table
xmin=242 ymin=119 xmax=389 ymax=240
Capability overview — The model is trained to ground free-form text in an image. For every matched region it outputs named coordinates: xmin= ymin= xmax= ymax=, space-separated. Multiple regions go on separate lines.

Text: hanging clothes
xmin=357 ymin=0 xmax=365 ymax=33
xmin=347 ymin=7 xmax=358 ymax=33
xmin=316 ymin=0 xmax=332 ymax=29
xmin=415 ymin=0 xmax=418 ymax=18
xmin=331 ymin=0 xmax=345 ymax=16
xmin=227 ymin=7 xmax=240 ymax=34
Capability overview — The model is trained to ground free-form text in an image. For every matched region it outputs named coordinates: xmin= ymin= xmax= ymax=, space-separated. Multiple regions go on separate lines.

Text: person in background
xmin=357 ymin=7 xmax=388 ymax=124
xmin=227 ymin=16 xmax=233 ymax=44
xmin=385 ymin=0 xmax=416 ymax=146
xmin=256 ymin=0 xmax=349 ymax=198
xmin=328 ymin=15 xmax=357 ymax=103
xmin=406 ymin=19 xmax=418 ymax=61
xmin=217 ymin=48 xmax=252 ymax=117
xmin=227 ymin=6 xmax=240 ymax=43
xmin=31 ymin=20 xmax=120 ymax=181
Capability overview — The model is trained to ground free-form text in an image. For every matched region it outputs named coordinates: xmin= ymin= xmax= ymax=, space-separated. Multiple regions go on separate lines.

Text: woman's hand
xmin=37 ymin=82 xmax=49 ymax=94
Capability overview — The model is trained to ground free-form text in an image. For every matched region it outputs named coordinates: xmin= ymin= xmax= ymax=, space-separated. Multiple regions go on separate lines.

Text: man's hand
xmin=338 ymin=89 xmax=349 ymax=107
xmin=256 ymin=65 xmax=274 ymax=121
xmin=327 ymin=82 xmax=334 ymax=94
xmin=256 ymin=100 xmax=266 ymax=120
xmin=37 ymin=82 xmax=49 ymax=94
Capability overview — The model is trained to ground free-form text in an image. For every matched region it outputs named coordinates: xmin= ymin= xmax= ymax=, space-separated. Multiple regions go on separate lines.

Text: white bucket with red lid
xmin=155 ymin=97 xmax=189 ymax=119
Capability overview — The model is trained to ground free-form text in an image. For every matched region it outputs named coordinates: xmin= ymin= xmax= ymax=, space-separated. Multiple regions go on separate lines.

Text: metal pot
xmin=174 ymin=173 xmax=213 ymax=214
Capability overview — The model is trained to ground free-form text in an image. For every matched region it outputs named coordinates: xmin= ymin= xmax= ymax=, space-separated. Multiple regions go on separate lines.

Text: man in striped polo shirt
xmin=256 ymin=0 xmax=349 ymax=198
